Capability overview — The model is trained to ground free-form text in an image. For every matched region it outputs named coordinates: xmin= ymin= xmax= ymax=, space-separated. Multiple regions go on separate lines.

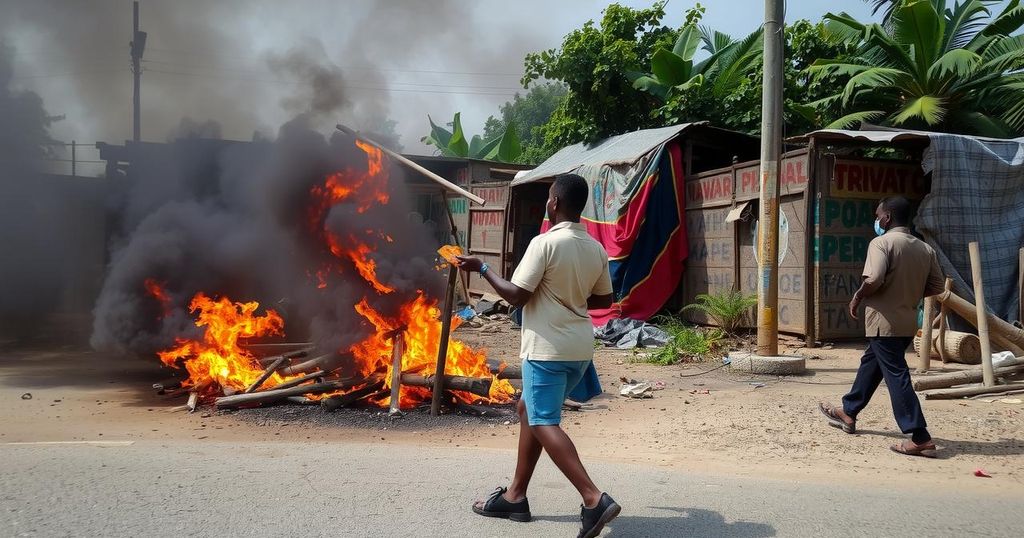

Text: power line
xmin=145 ymin=46 xmax=524 ymax=77
xmin=141 ymin=59 xmax=524 ymax=91
xmin=10 ymin=67 xmax=129 ymax=81
xmin=144 ymin=68 xmax=521 ymax=96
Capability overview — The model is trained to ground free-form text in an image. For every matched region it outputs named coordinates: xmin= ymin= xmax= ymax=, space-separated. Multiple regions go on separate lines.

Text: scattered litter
xmin=991 ymin=351 xmax=1017 ymax=368
xmin=749 ymin=382 xmax=767 ymax=388
xmin=20 ymin=393 xmax=32 ymax=400
xmin=689 ymin=389 xmax=711 ymax=395
xmin=619 ymin=377 xmax=654 ymax=399
xmin=455 ymin=306 xmax=476 ymax=321
xmin=722 ymin=356 xmax=732 ymax=366
xmin=652 ymin=381 xmax=667 ymax=391
xmin=595 ymin=319 xmax=670 ymax=349
xmin=974 ymin=469 xmax=992 ymax=478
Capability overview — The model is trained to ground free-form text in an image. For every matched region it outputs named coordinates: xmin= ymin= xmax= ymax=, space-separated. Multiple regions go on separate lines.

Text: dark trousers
xmin=842 ymin=337 xmax=931 ymax=443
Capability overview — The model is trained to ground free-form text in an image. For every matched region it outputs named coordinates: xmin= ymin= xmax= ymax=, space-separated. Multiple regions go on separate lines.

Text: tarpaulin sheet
xmin=532 ymin=140 xmax=689 ymax=325
xmin=917 ymin=134 xmax=1024 ymax=323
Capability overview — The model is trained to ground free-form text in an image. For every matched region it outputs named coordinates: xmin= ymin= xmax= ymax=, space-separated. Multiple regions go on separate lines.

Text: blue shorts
xmin=521 ymin=359 xmax=590 ymax=426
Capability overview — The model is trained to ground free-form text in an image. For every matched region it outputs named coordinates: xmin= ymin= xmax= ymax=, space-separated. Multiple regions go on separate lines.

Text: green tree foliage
xmin=482 ymin=83 xmax=568 ymax=164
xmin=421 ymin=112 xmax=522 ymax=162
xmin=521 ymin=2 xmax=678 ymax=151
xmin=807 ymin=0 xmax=1024 ymax=137
xmin=640 ymin=19 xmax=853 ymax=134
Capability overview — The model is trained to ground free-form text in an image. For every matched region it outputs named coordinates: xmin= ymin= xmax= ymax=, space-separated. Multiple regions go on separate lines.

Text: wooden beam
xmin=969 ymin=242 xmax=996 ymax=387
xmin=922 ymin=382 xmax=1024 ymax=400
xmin=335 ymin=124 xmax=485 ymax=205
xmin=913 ymin=363 xmax=1024 ymax=391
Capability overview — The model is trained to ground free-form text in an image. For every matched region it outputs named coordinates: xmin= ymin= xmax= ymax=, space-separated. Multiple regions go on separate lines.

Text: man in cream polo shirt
xmin=457 ymin=174 xmax=619 ymax=538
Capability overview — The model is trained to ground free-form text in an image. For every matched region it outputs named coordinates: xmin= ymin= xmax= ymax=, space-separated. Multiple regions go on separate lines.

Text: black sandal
xmin=472 ymin=487 xmax=532 ymax=522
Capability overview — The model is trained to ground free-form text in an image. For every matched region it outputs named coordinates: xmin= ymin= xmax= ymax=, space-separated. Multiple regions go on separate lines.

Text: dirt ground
xmin=2 ymin=322 xmax=1022 ymax=495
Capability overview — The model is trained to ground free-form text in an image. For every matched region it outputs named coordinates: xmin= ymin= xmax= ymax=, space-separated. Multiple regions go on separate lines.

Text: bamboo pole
xmin=402 ymin=373 xmax=493 ymax=398
xmin=922 ymin=381 xmax=1024 ymax=400
xmin=321 ymin=377 xmax=387 ymax=412
xmin=969 ymin=242 xmax=996 ymax=387
xmin=214 ymin=378 xmax=359 ymax=409
xmin=937 ymin=278 xmax=952 ymax=363
xmin=1018 ymin=247 xmax=1024 ymax=325
xmin=258 ymin=370 xmax=325 ymax=392
xmin=933 ymin=291 xmax=1024 ymax=356
xmin=245 ymin=355 xmax=288 ymax=393
xmin=431 ymin=265 xmax=458 ymax=415
xmin=388 ymin=330 xmax=406 ymax=416
xmin=918 ymin=295 xmax=935 ymax=373
xmin=913 ymin=363 xmax=1024 ymax=391
xmin=279 ymin=353 xmax=335 ymax=376
xmin=335 ymin=124 xmax=485 ymax=205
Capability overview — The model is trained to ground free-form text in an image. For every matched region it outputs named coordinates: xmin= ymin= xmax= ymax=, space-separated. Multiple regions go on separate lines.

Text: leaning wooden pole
xmin=933 ymin=291 xmax=1024 ymax=356
xmin=969 ymin=242 xmax=996 ymax=387
xmin=918 ymin=295 xmax=935 ymax=373
xmin=431 ymin=265 xmax=459 ymax=415
xmin=388 ymin=330 xmax=406 ymax=416
xmin=936 ymin=278 xmax=953 ymax=363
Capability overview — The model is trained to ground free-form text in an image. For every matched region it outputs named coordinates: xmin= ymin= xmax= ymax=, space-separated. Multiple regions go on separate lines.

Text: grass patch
xmin=637 ymin=316 xmax=725 ymax=365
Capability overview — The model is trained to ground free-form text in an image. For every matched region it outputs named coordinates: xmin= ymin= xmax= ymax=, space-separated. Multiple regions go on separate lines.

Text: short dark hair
xmin=880 ymin=196 xmax=912 ymax=225
xmin=551 ymin=173 xmax=589 ymax=216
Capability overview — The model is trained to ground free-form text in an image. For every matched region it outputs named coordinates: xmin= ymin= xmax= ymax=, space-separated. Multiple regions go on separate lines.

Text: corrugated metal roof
xmin=789 ymin=126 xmax=1024 ymax=145
xmin=511 ymin=123 xmax=702 ymax=186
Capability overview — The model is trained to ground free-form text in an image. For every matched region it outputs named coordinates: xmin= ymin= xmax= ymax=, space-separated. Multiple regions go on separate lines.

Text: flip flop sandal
xmin=818 ymin=403 xmax=856 ymax=434
xmin=890 ymin=441 xmax=938 ymax=458
xmin=472 ymin=487 xmax=532 ymax=522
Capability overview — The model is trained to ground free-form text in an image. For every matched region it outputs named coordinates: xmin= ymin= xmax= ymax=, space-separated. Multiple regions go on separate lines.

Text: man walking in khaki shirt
xmin=820 ymin=196 xmax=945 ymax=457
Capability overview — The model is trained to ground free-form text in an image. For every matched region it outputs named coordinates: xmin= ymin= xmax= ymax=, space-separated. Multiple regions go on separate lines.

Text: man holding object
xmin=819 ymin=196 xmax=945 ymax=458
xmin=456 ymin=174 xmax=619 ymax=537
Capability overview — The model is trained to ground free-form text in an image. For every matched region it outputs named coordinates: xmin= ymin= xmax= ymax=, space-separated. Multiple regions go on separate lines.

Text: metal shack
xmin=682 ymin=127 xmax=1024 ymax=343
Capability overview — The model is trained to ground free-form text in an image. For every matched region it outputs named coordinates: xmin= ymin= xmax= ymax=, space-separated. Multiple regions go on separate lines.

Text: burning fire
xmin=349 ymin=293 xmax=517 ymax=407
xmin=151 ymin=139 xmax=516 ymax=409
xmin=155 ymin=290 xmax=287 ymax=394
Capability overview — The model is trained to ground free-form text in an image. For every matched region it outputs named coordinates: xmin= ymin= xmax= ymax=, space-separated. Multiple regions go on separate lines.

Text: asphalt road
xmin=1 ymin=440 xmax=1020 ymax=537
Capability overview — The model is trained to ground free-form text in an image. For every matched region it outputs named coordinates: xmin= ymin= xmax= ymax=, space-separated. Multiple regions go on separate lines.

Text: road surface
xmin=1 ymin=439 xmax=1020 ymax=537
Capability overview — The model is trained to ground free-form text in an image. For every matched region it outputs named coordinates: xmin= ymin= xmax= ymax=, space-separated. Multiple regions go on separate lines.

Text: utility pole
xmin=130 ymin=1 xmax=147 ymax=142
xmin=757 ymin=0 xmax=784 ymax=356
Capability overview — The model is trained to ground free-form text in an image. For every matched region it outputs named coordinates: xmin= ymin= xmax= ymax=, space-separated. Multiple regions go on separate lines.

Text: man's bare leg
xmin=503 ymin=399 xmax=542 ymax=502
xmin=531 ymin=424 xmax=602 ymax=507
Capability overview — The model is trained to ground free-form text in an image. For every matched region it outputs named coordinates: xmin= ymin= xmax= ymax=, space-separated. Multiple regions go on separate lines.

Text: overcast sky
xmin=3 ymin=0 xmax=882 ymax=171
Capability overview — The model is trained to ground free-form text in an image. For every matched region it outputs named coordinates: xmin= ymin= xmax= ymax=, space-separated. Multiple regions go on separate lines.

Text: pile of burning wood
xmin=158 ymin=340 xmax=523 ymax=415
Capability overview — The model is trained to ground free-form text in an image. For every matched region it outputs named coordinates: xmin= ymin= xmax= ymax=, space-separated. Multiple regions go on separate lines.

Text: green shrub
xmin=680 ymin=289 xmax=757 ymax=334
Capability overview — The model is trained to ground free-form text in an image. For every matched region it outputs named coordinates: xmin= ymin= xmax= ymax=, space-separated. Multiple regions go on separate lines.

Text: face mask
xmin=874 ymin=219 xmax=885 ymax=237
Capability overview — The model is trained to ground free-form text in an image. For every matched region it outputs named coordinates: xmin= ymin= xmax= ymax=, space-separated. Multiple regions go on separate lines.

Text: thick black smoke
xmin=0 ymin=42 xmax=97 ymax=341
xmin=89 ymin=115 xmax=445 ymax=361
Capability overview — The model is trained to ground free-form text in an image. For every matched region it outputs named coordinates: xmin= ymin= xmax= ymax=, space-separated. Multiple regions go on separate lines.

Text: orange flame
xmin=144 ymin=278 xmax=172 ymax=317
xmin=157 ymin=293 xmax=287 ymax=393
xmin=349 ymin=293 xmax=516 ymax=408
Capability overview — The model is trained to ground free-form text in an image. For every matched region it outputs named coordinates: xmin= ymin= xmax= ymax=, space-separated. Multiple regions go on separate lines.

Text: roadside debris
xmin=974 ymin=469 xmax=992 ymax=478
xmin=20 ymin=393 xmax=32 ymax=400
xmin=595 ymin=319 xmax=670 ymax=349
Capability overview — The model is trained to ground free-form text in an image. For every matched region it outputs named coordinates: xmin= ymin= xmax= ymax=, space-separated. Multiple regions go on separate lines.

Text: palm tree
xmin=630 ymin=24 xmax=764 ymax=102
xmin=806 ymin=0 xmax=1024 ymax=137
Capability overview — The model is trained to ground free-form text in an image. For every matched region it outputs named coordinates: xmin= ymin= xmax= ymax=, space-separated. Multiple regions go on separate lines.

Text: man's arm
xmin=455 ymin=255 xmax=534 ymax=308
xmin=850 ymin=240 xmax=887 ymax=320
xmin=588 ymin=252 xmax=615 ymax=310
xmin=924 ymin=251 xmax=945 ymax=297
